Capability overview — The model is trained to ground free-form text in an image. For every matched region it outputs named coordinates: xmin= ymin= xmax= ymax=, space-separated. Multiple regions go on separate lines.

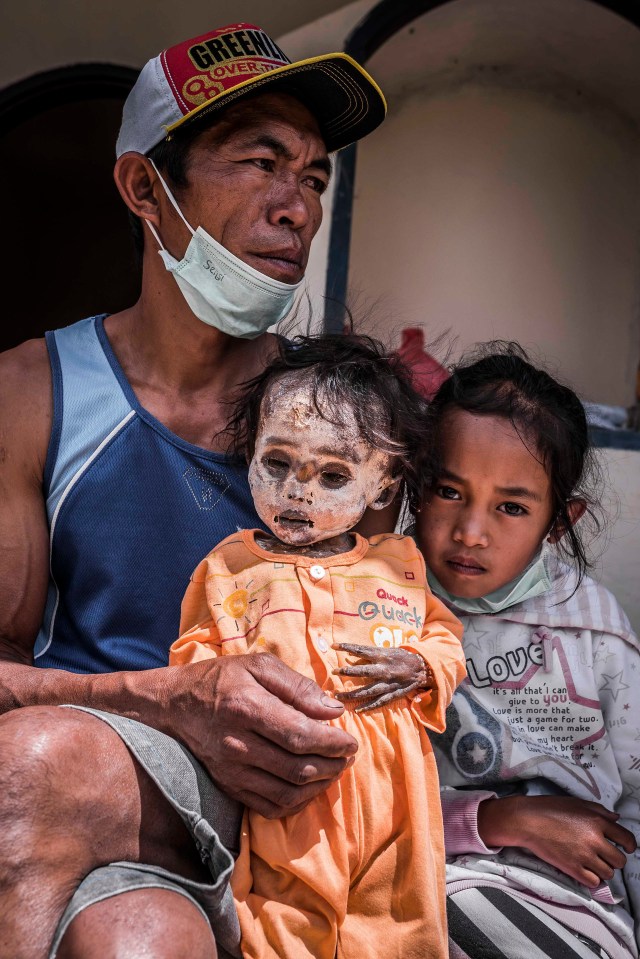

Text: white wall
xmin=349 ymin=34 xmax=640 ymax=408
xmin=597 ymin=449 xmax=640 ymax=632
xmin=0 ymin=0 xmax=357 ymax=88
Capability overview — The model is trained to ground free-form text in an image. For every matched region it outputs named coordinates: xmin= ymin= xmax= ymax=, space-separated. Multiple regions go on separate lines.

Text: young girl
xmin=169 ymin=334 xmax=466 ymax=959
xmin=416 ymin=345 xmax=639 ymax=959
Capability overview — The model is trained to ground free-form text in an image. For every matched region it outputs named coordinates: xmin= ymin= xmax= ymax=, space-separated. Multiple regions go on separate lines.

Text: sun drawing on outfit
xmin=213 ymin=581 xmax=257 ymax=629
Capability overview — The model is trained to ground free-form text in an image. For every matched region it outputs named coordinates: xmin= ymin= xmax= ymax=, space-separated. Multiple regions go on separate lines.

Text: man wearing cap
xmin=0 ymin=23 xmax=385 ymax=959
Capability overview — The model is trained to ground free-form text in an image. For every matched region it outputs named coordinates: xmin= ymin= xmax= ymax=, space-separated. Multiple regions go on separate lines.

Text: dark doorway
xmin=0 ymin=64 xmax=140 ymax=351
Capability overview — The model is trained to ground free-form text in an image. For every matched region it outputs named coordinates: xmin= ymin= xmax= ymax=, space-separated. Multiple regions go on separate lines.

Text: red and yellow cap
xmin=116 ymin=22 xmax=386 ymax=156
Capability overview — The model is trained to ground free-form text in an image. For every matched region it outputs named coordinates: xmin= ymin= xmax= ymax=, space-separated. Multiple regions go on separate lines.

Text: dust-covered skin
xmin=248 ymin=376 xmax=432 ymax=706
xmin=332 ymin=642 xmax=431 ymax=711
xmin=248 ymin=376 xmax=399 ymax=552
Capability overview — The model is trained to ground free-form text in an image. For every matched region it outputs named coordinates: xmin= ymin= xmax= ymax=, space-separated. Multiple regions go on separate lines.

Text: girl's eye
xmin=321 ymin=472 xmax=350 ymax=488
xmin=437 ymin=485 xmax=460 ymax=501
xmin=499 ymin=502 xmax=527 ymax=516
xmin=264 ymin=457 xmax=288 ymax=475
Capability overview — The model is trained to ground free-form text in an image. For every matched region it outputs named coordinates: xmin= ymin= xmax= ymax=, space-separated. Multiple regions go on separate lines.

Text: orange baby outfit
xmin=171 ymin=530 xmax=465 ymax=959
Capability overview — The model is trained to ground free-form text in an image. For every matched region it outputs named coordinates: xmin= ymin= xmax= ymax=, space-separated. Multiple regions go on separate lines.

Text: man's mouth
xmin=274 ymin=512 xmax=314 ymax=530
xmin=252 ymin=248 xmax=303 ymax=281
xmin=446 ymin=555 xmax=487 ymax=576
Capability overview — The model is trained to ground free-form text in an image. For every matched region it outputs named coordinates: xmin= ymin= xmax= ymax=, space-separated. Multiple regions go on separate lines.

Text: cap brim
xmin=165 ymin=52 xmax=386 ymax=153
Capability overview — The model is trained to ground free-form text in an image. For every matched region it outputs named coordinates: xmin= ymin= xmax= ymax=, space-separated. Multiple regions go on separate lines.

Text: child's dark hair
xmin=425 ymin=341 xmax=602 ymax=583
xmin=228 ymin=333 xmax=430 ymax=512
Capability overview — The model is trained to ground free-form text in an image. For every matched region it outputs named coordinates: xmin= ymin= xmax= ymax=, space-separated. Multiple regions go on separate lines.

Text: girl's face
xmin=417 ymin=409 xmax=555 ymax=598
xmin=249 ymin=378 xmax=398 ymax=547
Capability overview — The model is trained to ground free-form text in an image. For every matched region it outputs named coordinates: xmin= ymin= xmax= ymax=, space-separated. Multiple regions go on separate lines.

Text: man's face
xmin=248 ymin=377 xmax=397 ymax=546
xmin=163 ymin=92 xmax=330 ymax=283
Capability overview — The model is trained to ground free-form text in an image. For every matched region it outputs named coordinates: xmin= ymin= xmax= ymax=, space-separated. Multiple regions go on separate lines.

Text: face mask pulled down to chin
xmin=427 ymin=548 xmax=552 ymax=616
xmin=144 ymin=162 xmax=303 ymax=338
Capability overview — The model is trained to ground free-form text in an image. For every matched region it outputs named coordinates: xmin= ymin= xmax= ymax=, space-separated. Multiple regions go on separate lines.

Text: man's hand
xmin=165 ymin=653 xmax=358 ymax=820
xmin=478 ymin=795 xmax=637 ymax=888
xmin=331 ymin=642 xmax=432 ymax=712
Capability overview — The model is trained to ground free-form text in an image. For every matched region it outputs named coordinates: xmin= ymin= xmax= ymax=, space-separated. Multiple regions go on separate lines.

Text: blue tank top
xmin=35 ymin=315 xmax=263 ymax=673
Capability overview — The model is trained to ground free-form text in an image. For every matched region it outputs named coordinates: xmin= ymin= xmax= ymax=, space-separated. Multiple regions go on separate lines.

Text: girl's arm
xmin=475 ymin=793 xmax=634 ymax=892
xmin=592 ymin=630 xmax=640 ymax=933
xmin=440 ymin=787 xmax=503 ymax=856
xmin=440 ymin=787 xmax=634 ymax=884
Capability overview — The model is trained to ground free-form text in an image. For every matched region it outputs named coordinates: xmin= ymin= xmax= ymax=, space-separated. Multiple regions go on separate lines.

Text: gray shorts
xmin=48 ymin=707 xmax=243 ymax=959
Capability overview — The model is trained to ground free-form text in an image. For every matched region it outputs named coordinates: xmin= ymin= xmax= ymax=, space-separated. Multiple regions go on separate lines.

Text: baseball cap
xmin=116 ymin=22 xmax=387 ymax=157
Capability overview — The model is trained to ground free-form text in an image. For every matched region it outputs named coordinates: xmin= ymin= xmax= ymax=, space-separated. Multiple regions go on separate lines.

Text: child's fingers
xmin=597 ymin=839 xmax=627 ymax=872
xmin=604 ymin=821 xmax=637 ymax=855
xmin=583 ymin=802 xmax=619 ymax=822
xmin=334 ymin=663 xmax=390 ymax=679
xmin=332 ymin=642 xmax=389 ymax=662
xmin=577 ymin=865 xmax=605 ymax=888
xmin=336 ymin=680 xmax=399 ymax=702
xmin=355 ymin=681 xmax=422 ymax=713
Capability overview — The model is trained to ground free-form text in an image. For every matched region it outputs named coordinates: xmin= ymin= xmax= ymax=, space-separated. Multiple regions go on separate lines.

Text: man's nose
xmin=268 ymin=175 xmax=311 ymax=231
xmin=452 ymin=509 xmax=489 ymax=548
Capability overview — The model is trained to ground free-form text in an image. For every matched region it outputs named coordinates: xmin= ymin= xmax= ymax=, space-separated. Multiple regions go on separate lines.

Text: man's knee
xmin=0 ymin=707 xmax=209 ymax=884
xmin=0 ymin=706 xmax=134 ymax=814
xmin=0 ymin=707 xmax=141 ymax=874
xmin=56 ymin=889 xmax=218 ymax=959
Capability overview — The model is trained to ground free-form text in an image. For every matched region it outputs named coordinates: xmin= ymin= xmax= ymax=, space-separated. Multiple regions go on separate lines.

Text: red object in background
xmin=397 ymin=328 xmax=449 ymax=401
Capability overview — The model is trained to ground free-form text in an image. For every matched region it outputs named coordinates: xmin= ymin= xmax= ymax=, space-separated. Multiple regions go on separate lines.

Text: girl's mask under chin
xmin=427 ymin=548 xmax=552 ymax=615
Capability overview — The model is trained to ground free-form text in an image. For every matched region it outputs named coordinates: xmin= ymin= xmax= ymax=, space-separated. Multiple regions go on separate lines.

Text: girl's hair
xmin=227 ymin=332 xmax=430 ymax=512
xmin=425 ymin=341 xmax=602 ymax=583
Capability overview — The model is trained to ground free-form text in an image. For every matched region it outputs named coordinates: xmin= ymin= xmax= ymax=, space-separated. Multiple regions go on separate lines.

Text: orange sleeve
xmin=169 ymin=555 xmax=222 ymax=665
xmin=399 ymin=548 xmax=466 ymax=732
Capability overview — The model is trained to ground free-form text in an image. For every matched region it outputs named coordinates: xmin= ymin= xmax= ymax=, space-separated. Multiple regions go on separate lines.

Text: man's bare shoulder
xmin=0 ymin=337 xmax=52 ymax=478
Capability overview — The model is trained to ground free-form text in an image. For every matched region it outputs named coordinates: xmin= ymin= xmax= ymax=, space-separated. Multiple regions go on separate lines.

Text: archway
xmin=0 ymin=64 xmax=139 ymax=350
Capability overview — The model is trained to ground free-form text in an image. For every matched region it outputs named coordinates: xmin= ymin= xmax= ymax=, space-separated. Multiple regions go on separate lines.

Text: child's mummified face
xmin=248 ymin=376 xmax=399 ymax=546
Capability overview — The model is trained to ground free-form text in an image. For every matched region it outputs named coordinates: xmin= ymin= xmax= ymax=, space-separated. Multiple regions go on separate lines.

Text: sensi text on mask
xmin=205 ymin=261 xmax=225 ymax=281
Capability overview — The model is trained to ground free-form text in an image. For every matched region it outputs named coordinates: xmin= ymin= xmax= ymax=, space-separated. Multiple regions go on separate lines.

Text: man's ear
xmin=369 ymin=476 xmax=402 ymax=511
xmin=547 ymin=498 xmax=587 ymax=543
xmin=113 ymin=153 xmax=161 ymax=225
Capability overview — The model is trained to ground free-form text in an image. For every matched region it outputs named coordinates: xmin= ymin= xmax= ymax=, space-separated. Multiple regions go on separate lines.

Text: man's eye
xmin=251 ymin=157 xmax=274 ymax=172
xmin=264 ymin=457 xmax=288 ymax=475
xmin=499 ymin=502 xmax=527 ymax=516
xmin=303 ymin=175 xmax=327 ymax=195
xmin=321 ymin=472 xmax=349 ymax=488
xmin=437 ymin=485 xmax=460 ymax=500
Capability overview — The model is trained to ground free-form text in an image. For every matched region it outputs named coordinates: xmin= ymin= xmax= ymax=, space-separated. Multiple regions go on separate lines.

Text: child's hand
xmin=478 ymin=795 xmax=637 ymax=888
xmin=331 ymin=642 xmax=433 ymax=712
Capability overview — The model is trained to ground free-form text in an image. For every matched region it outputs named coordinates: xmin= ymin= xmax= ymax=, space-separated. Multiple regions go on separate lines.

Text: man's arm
xmin=0 ymin=342 xmax=357 ymax=817
xmin=0 ymin=339 xmax=52 ymax=672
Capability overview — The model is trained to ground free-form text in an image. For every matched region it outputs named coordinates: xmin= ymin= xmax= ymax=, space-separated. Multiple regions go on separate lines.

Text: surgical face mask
xmin=427 ymin=549 xmax=552 ymax=615
xmin=144 ymin=162 xmax=303 ymax=338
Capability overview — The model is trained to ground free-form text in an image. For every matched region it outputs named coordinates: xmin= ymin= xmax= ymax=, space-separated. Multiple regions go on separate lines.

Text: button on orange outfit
xmin=171 ymin=530 xmax=466 ymax=959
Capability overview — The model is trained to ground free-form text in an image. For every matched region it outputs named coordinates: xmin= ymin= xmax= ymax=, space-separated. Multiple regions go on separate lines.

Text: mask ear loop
xmin=143 ymin=159 xmax=196 ymax=250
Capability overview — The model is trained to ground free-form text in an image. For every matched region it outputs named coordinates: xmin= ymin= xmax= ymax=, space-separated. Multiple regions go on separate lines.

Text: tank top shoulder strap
xmin=44 ymin=315 xmax=135 ymax=519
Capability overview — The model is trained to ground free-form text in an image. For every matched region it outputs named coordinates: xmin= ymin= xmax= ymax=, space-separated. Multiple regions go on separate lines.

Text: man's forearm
xmin=0 ymin=656 xmax=174 ymax=732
